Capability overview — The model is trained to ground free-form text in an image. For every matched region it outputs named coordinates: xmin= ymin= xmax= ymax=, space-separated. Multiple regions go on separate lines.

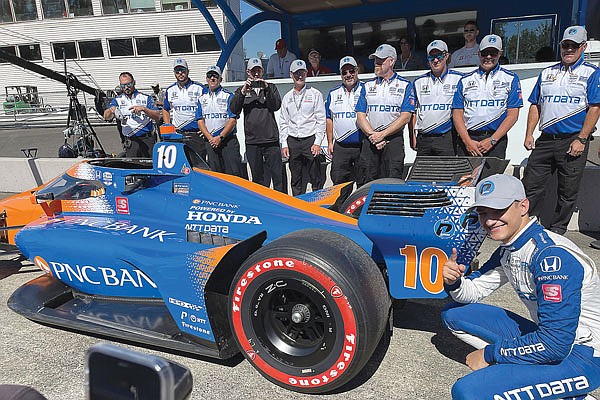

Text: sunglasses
xmin=427 ymin=53 xmax=446 ymax=62
xmin=119 ymin=82 xmax=134 ymax=88
xmin=480 ymin=49 xmax=500 ymax=57
xmin=560 ymin=41 xmax=583 ymax=50
xmin=374 ymin=57 xmax=387 ymax=66
xmin=207 ymin=72 xmax=220 ymax=79
xmin=292 ymin=70 xmax=306 ymax=77
xmin=174 ymin=67 xmax=188 ymax=74
xmin=341 ymin=68 xmax=356 ymax=76
xmin=464 ymin=29 xmax=476 ymax=33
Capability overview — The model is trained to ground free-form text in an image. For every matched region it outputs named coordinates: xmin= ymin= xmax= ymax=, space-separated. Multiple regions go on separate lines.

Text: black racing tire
xmin=229 ymin=229 xmax=390 ymax=393
xmin=339 ymin=178 xmax=405 ymax=218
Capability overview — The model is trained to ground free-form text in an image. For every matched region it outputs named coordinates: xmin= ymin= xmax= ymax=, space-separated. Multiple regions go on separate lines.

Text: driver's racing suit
xmin=442 ymin=218 xmax=600 ymax=399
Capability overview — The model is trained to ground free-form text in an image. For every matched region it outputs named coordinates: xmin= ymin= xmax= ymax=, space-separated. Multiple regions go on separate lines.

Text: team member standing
xmin=452 ymin=34 xmax=522 ymax=159
xmin=266 ymin=39 xmax=297 ymax=79
xmin=325 ymin=56 xmax=365 ymax=184
xmin=103 ymin=72 xmax=160 ymax=158
xmin=448 ymin=21 xmax=480 ymax=68
xmin=522 ymin=26 xmax=600 ymax=235
xmin=280 ymin=60 xmax=326 ymax=195
xmin=230 ymin=58 xmax=284 ymax=192
xmin=356 ymin=44 xmax=415 ymax=182
xmin=163 ymin=58 xmax=207 ymax=160
xmin=196 ymin=66 xmax=244 ymax=177
xmin=441 ymin=174 xmax=600 ymax=400
xmin=410 ymin=40 xmax=462 ymax=156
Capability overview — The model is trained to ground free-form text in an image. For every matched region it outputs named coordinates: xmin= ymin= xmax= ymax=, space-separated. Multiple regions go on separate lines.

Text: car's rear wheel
xmin=229 ymin=229 xmax=390 ymax=393
xmin=339 ymin=178 xmax=405 ymax=218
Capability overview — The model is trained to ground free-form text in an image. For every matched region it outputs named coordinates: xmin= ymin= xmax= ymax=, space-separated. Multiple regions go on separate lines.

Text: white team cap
xmin=369 ymin=44 xmax=397 ymax=60
xmin=290 ymin=59 xmax=307 ymax=73
xmin=561 ymin=26 xmax=587 ymax=44
xmin=339 ymin=56 xmax=358 ymax=71
xmin=427 ymin=40 xmax=448 ymax=54
xmin=480 ymin=35 xmax=503 ymax=51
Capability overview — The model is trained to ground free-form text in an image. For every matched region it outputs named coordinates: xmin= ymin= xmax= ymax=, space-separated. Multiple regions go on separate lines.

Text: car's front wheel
xmin=229 ymin=229 xmax=390 ymax=393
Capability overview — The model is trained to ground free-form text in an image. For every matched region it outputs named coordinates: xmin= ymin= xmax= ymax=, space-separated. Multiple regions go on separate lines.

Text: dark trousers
xmin=457 ymin=131 xmax=507 ymax=159
xmin=246 ymin=142 xmax=285 ymax=193
xmin=181 ymin=131 xmax=207 ymax=162
xmin=522 ymin=134 xmax=589 ymax=234
xmin=287 ymin=135 xmax=321 ymax=196
xmin=205 ymin=135 xmax=244 ymax=177
xmin=416 ymin=131 xmax=456 ymax=156
xmin=358 ymin=134 xmax=405 ymax=184
xmin=331 ymin=141 xmax=362 ymax=184
xmin=125 ymin=133 xmax=155 ymax=158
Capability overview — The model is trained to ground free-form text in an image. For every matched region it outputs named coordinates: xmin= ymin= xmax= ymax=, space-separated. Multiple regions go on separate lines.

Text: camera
xmin=86 ymin=343 xmax=192 ymax=400
xmin=250 ymin=79 xmax=263 ymax=89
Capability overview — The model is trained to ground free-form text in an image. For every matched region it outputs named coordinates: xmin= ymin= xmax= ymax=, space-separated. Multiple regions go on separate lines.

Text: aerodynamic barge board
xmin=7 ymin=274 xmax=237 ymax=359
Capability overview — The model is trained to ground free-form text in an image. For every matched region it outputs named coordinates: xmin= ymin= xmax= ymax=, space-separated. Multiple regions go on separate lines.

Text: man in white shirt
xmin=449 ymin=21 xmax=480 ymax=68
xmin=266 ymin=39 xmax=297 ymax=79
xmin=280 ymin=60 xmax=326 ymax=195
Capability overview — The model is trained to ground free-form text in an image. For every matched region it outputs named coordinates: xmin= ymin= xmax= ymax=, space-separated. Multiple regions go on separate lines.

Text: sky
xmin=239 ymin=2 xmax=281 ymax=59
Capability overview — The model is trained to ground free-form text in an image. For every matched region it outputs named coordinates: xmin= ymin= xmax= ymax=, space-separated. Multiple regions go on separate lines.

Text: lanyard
xmin=293 ymin=89 xmax=306 ymax=112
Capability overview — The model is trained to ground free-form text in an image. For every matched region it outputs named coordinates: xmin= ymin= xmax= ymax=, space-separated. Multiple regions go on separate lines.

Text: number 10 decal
xmin=156 ymin=145 xmax=177 ymax=169
xmin=400 ymin=245 xmax=448 ymax=294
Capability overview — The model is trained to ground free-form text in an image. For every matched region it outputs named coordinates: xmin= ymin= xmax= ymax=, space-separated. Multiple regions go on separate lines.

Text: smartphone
xmin=86 ymin=343 xmax=192 ymax=400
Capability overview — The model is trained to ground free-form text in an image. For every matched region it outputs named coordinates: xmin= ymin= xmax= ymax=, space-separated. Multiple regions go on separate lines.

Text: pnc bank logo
xmin=33 ymin=256 xmax=52 ymax=276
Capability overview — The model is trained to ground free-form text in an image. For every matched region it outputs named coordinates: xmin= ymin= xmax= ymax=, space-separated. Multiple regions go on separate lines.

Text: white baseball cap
xmin=561 ymin=26 xmax=587 ymax=44
xmin=207 ymin=65 xmax=221 ymax=76
xmin=339 ymin=56 xmax=358 ymax=71
xmin=471 ymin=174 xmax=526 ymax=210
xmin=427 ymin=40 xmax=448 ymax=54
xmin=173 ymin=58 xmax=188 ymax=69
xmin=369 ymin=44 xmax=397 ymax=60
xmin=480 ymin=35 xmax=503 ymax=51
xmin=290 ymin=59 xmax=307 ymax=73
xmin=247 ymin=58 xmax=262 ymax=70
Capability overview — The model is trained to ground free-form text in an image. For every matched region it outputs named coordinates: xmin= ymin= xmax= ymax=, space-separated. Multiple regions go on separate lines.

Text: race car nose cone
xmin=291 ymin=304 xmax=310 ymax=323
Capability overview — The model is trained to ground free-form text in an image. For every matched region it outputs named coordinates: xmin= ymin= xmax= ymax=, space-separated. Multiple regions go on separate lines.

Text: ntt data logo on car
xmin=33 ymin=256 xmax=52 ymax=276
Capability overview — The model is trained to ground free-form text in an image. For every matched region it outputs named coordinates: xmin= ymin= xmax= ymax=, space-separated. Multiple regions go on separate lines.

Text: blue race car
xmin=3 ymin=138 xmax=502 ymax=393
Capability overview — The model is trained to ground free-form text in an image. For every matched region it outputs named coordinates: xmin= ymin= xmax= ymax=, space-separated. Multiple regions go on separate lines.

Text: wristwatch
xmin=576 ymin=136 xmax=588 ymax=144
xmin=490 ymin=137 xmax=498 ymax=146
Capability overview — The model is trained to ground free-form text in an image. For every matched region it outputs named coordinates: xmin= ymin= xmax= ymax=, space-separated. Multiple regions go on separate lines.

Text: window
xmin=52 ymin=41 xmax=77 ymax=60
xmin=130 ymin=0 xmax=155 ymax=13
xmin=42 ymin=0 xmax=66 ymax=18
xmin=0 ymin=0 xmax=14 ymax=23
xmin=161 ymin=0 xmax=188 ymax=11
xmin=492 ymin=15 xmax=556 ymax=64
xmin=101 ymin=0 xmax=127 ymax=14
xmin=353 ymin=19 xmax=408 ymax=59
xmin=161 ymin=0 xmax=215 ymax=11
xmin=0 ymin=45 xmax=16 ymax=62
xmin=19 ymin=44 xmax=42 ymax=61
xmin=14 ymin=0 xmax=38 ymax=21
xmin=415 ymin=11 xmax=478 ymax=53
xmin=135 ymin=36 xmax=161 ymax=55
xmin=79 ymin=40 xmax=104 ymax=58
xmin=167 ymin=35 xmax=192 ymax=54
xmin=108 ymin=38 xmax=134 ymax=57
xmin=194 ymin=34 xmax=219 ymax=52
xmin=67 ymin=0 xmax=92 ymax=16
xmin=298 ymin=25 xmax=346 ymax=62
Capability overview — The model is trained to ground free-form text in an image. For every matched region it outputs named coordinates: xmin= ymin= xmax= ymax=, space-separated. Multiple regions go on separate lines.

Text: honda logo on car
xmin=187 ymin=211 xmax=262 ymax=224
xmin=33 ymin=256 xmax=156 ymax=288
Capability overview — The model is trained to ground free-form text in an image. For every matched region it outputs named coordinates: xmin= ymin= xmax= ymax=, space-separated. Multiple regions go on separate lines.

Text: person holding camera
xmin=103 ymin=71 xmax=160 ymax=158
xmin=230 ymin=58 xmax=285 ymax=192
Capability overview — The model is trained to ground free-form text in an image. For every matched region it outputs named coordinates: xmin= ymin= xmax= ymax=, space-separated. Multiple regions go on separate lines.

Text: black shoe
xmin=590 ymin=239 xmax=600 ymax=250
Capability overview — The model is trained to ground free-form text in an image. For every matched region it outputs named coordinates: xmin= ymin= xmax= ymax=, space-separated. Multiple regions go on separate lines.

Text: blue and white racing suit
xmin=442 ymin=218 xmax=600 ymax=400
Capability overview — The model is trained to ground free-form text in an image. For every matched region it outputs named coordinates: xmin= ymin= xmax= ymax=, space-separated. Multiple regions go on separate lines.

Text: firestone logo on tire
xmin=330 ymin=285 xmax=343 ymax=298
